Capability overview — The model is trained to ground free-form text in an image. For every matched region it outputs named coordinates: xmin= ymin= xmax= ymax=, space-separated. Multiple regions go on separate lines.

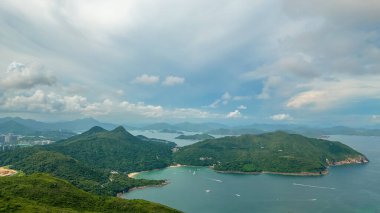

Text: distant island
xmin=174 ymin=131 xmax=368 ymax=175
xmin=175 ymin=133 xmax=215 ymax=140
xmin=159 ymin=129 xmax=184 ymax=134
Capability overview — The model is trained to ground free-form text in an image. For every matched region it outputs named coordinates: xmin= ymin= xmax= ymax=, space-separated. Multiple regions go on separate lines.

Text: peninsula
xmin=174 ymin=131 xmax=368 ymax=175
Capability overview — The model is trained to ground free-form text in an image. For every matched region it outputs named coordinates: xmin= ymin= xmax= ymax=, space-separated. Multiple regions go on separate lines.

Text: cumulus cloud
xmin=162 ymin=76 xmax=185 ymax=86
xmin=0 ymin=87 xmax=219 ymax=120
xmin=237 ymin=105 xmax=247 ymax=110
xmin=0 ymin=90 xmax=112 ymax=116
xmin=226 ymin=110 xmax=242 ymax=118
xmin=133 ymin=74 xmax=160 ymax=85
xmin=119 ymin=101 xmax=164 ymax=118
xmin=0 ymin=62 xmax=56 ymax=90
xmin=270 ymin=113 xmax=293 ymax=121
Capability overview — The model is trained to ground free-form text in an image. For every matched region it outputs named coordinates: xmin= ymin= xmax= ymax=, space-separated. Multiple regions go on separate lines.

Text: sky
xmin=0 ymin=0 xmax=380 ymax=126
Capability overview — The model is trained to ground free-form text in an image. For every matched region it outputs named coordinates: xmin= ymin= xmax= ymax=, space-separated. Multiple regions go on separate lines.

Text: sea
xmin=123 ymin=132 xmax=380 ymax=213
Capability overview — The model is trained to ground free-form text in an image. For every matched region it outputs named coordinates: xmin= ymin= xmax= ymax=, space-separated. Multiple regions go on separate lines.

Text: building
xmin=4 ymin=134 xmax=18 ymax=145
xmin=0 ymin=135 xmax=4 ymax=145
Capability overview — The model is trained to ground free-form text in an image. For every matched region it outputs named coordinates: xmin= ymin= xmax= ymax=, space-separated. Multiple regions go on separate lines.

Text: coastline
xmin=127 ymin=156 xmax=369 ymax=180
xmin=215 ymin=169 xmax=328 ymax=176
xmin=121 ymin=158 xmax=368 ymax=196
xmin=127 ymin=172 xmax=140 ymax=178
xmin=127 ymin=164 xmax=185 ymax=179
xmin=118 ymin=181 xmax=169 ymax=198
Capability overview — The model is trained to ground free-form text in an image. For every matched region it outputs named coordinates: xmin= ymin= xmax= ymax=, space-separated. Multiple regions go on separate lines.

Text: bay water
xmin=123 ymin=135 xmax=380 ymax=213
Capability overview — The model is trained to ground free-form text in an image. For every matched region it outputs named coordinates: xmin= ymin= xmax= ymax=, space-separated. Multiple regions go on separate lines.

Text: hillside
xmin=0 ymin=173 xmax=180 ymax=213
xmin=0 ymin=126 xmax=175 ymax=195
xmin=174 ymin=131 xmax=368 ymax=174
xmin=49 ymin=126 xmax=175 ymax=172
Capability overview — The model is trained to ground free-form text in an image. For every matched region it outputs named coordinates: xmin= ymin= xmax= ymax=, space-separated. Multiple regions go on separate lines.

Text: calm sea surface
xmin=123 ymin=135 xmax=380 ymax=213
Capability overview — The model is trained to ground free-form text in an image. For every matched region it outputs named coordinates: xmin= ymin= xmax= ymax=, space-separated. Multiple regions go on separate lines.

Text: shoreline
xmin=215 ymin=170 xmax=328 ymax=176
xmin=127 ymin=172 xmax=140 ymax=178
xmin=127 ymin=164 xmax=185 ymax=179
xmin=118 ymin=181 xmax=169 ymax=198
xmin=122 ymin=159 xmax=368 ymax=195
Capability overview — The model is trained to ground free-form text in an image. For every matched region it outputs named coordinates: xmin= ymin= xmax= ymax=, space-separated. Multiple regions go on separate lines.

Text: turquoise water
xmin=123 ymin=135 xmax=380 ymax=213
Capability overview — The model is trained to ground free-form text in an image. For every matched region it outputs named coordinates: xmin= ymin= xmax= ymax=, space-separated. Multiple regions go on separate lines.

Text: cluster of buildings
xmin=0 ymin=133 xmax=53 ymax=151
xmin=0 ymin=133 xmax=20 ymax=151
xmin=0 ymin=133 xmax=19 ymax=145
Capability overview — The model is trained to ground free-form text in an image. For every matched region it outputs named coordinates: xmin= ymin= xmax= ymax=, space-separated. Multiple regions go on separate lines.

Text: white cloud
xmin=237 ymin=105 xmax=247 ymax=110
xmin=209 ymin=92 xmax=248 ymax=108
xmin=119 ymin=101 xmax=164 ymax=118
xmin=270 ymin=113 xmax=293 ymax=121
xmin=226 ymin=110 xmax=242 ymax=118
xmin=1 ymin=90 xmax=112 ymax=116
xmin=286 ymin=76 xmax=380 ymax=110
xmin=133 ymin=74 xmax=160 ymax=85
xmin=162 ymin=76 xmax=185 ymax=86
xmin=115 ymin=89 xmax=124 ymax=96
xmin=0 ymin=62 xmax=56 ymax=90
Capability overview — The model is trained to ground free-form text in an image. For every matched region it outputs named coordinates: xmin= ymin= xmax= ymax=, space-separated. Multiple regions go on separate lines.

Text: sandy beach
xmin=169 ymin=164 xmax=183 ymax=168
xmin=127 ymin=172 xmax=140 ymax=178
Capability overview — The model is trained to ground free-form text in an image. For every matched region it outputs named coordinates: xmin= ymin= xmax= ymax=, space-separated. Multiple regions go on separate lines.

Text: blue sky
xmin=0 ymin=0 xmax=379 ymax=126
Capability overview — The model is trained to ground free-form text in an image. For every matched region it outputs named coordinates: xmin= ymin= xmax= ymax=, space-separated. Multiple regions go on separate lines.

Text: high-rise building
xmin=0 ymin=135 xmax=5 ymax=145
xmin=4 ymin=134 xmax=18 ymax=145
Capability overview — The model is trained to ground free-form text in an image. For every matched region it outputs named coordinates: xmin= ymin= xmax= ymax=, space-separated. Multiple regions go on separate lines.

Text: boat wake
xmin=206 ymin=178 xmax=223 ymax=183
xmin=293 ymin=183 xmax=336 ymax=190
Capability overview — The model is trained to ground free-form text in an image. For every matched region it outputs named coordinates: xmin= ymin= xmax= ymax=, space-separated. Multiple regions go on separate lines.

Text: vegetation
xmin=0 ymin=173 xmax=181 ymax=213
xmin=174 ymin=131 xmax=368 ymax=174
xmin=207 ymin=128 xmax=264 ymax=135
xmin=175 ymin=134 xmax=215 ymax=140
xmin=48 ymin=126 xmax=174 ymax=172
xmin=0 ymin=126 xmax=174 ymax=196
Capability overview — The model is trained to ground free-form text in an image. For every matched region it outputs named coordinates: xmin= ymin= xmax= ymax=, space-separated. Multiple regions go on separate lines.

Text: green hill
xmin=0 ymin=173 xmax=180 ymax=213
xmin=174 ymin=131 xmax=368 ymax=174
xmin=0 ymin=120 xmax=35 ymax=135
xmin=0 ymin=126 xmax=175 ymax=195
xmin=49 ymin=126 xmax=175 ymax=172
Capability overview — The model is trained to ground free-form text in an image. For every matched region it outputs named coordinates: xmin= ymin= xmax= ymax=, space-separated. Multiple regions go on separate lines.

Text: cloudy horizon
xmin=1 ymin=0 xmax=380 ymax=126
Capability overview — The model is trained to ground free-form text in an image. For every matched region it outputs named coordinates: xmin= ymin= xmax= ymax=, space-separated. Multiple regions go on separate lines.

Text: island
xmin=174 ymin=131 xmax=368 ymax=175
xmin=159 ymin=129 xmax=184 ymax=134
xmin=175 ymin=133 xmax=215 ymax=140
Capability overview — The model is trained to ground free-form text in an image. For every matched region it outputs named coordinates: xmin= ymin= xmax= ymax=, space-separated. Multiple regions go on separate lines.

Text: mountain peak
xmin=86 ymin=126 xmax=106 ymax=134
xmin=111 ymin=126 xmax=135 ymax=138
